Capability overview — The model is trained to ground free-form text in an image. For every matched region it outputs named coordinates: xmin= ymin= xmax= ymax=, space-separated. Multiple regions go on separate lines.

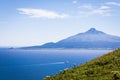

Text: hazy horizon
xmin=0 ymin=0 xmax=120 ymax=47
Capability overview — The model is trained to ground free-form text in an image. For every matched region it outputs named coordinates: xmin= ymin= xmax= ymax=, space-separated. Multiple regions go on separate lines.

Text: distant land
xmin=44 ymin=49 xmax=120 ymax=80
xmin=21 ymin=28 xmax=120 ymax=49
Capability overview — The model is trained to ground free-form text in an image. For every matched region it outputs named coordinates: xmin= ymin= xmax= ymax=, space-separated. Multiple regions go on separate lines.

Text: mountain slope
xmin=53 ymin=28 xmax=120 ymax=48
xmin=22 ymin=28 xmax=120 ymax=49
xmin=44 ymin=49 xmax=120 ymax=80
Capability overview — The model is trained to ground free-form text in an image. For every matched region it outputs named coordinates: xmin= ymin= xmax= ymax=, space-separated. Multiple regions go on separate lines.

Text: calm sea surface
xmin=0 ymin=49 xmax=112 ymax=80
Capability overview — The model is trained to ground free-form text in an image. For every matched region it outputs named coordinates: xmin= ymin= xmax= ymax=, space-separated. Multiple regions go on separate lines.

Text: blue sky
xmin=0 ymin=0 xmax=120 ymax=47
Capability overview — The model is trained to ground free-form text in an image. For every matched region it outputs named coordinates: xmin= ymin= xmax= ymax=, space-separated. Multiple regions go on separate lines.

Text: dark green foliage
xmin=44 ymin=49 xmax=120 ymax=80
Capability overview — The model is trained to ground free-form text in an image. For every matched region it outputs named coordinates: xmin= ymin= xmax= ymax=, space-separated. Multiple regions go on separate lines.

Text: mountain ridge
xmin=84 ymin=28 xmax=105 ymax=34
xmin=21 ymin=28 xmax=120 ymax=49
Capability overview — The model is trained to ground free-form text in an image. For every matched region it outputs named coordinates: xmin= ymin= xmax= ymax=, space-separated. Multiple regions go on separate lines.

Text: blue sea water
xmin=0 ymin=49 xmax=112 ymax=80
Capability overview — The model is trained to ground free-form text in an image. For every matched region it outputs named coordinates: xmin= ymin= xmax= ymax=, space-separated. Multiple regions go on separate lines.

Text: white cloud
xmin=72 ymin=0 xmax=77 ymax=4
xmin=17 ymin=8 xmax=69 ymax=19
xmin=79 ymin=9 xmax=111 ymax=17
xmin=78 ymin=4 xmax=112 ymax=17
xmin=99 ymin=6 xmax=110 ymax=9
xmin=92 ymin=8 xmax=111 ymax=16
xmin=78 ymin=4 xmax=94 ymax=9
xmin=106 ymin=2 xmax=120 ymax=6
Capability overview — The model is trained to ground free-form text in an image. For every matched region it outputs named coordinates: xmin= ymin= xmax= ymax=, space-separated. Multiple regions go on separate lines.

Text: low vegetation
xmin=44 ymin=49 xmax=120 ymax=80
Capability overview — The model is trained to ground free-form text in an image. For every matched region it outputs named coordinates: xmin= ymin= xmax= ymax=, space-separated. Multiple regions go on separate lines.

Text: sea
xmin=0 ymin=49 xmax=112 ymax=80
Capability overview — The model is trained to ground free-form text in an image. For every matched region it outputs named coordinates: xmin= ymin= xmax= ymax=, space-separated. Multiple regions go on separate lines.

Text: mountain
xmin=22 ymin=28 xmax=120 ymax=49
xmin=44 ymin=49 xmax=120 ymax=80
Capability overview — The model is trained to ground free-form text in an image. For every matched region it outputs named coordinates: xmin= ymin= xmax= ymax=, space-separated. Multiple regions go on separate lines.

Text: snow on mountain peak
xmin=85 ymin=28 xmax=105 ymax=34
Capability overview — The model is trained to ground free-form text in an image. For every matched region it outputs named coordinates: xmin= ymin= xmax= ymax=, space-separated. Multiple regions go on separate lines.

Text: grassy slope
xmin=44 ymin=49 xmax=120 ymax=80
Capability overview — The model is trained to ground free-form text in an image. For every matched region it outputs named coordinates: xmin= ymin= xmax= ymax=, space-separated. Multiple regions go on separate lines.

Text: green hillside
xmin=44 ymin=49 xmax=120 ymax=80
